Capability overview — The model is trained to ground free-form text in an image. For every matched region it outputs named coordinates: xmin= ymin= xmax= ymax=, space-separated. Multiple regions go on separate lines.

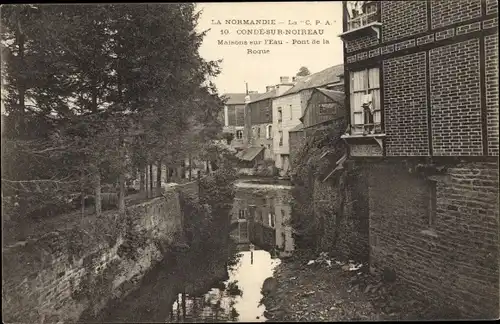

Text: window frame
xmin=266 ymin=125 xmax=273 ymax=139
xmin=349 ymin=67 xmax=382 ymax=135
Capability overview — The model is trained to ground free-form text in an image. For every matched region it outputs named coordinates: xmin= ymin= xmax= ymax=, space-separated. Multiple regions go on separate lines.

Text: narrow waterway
xmin=168 ymin=179 xmax=294 ymax=322
xmin=90 ymin=178 xmax=295 ymax=323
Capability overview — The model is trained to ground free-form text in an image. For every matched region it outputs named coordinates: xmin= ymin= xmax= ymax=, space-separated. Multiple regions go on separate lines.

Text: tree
xmin=296 ymin=66 xmax=311 ymax=77
xmin=1 ymin=3 xmax=225 ymax=223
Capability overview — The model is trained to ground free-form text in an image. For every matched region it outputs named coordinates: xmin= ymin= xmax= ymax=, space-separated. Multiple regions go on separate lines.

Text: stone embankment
xmin=2 ymin=181 xmax=198 ymax=324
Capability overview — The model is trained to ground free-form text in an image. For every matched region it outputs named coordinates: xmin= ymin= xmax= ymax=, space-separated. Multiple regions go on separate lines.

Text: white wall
xmin=271 ymin=93 xmax=303 ymax=168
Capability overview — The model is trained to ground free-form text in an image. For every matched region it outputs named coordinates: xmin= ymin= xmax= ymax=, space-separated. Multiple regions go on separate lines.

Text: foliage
xmin=296 ymin=66 xmax=311 ymax=76
xmin=1 ymin=4 xmax=225 ymax=224
xmin=253 ymin=158 xmax=279 ymax=177
xmin=290 ymin=125 xmax=346 ymax=252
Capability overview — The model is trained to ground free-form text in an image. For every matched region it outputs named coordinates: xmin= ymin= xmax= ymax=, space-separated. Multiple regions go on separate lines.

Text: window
xmin=347 ymin=1 xmax=378 ymax=31
xmin=257 ymin=127 xmax=261 ymax=138
xmin=239 ymin=222 xmax=248 ymax=240
xmin=278 ymin=131 xmax=283 ymax=146
xmin=266 ymin=125 xmax=273 ymax=139
xmin=427 ymin=180 xmax=437 ymax=227
xmin=236 ymin=130 xmax=243 ymax=139
xmin=268 ymin=212 xmax=275 ymax=228
xmin=350 ymin=67 xmax=381 ymax=134
xmin=238 ymin=209 xmax=246 ymax=220
xmin=290 ymin=105 xmax=293 ymax=120
xmin=278 ymin=107 xmax=282 ymax=122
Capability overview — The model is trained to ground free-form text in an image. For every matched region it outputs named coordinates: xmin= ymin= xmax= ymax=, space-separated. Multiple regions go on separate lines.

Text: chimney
xmin=265 ymin=85 xmax=276 ymax=92
xmin=279 ymin=76 xmax=290 ymax=84
xmin=293 ymin=75 xmax=305 ymax=83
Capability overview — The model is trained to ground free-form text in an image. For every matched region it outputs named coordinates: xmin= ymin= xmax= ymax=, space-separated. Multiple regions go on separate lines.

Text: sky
xmin=196 ymin=2 xmax=344 ymax=95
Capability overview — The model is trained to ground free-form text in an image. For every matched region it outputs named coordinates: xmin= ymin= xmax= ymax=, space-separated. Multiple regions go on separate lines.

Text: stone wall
xmin=367 ymin=160 xmax=499 ymax=318
xmin=2 ymin=187 xmax=191 ymax=323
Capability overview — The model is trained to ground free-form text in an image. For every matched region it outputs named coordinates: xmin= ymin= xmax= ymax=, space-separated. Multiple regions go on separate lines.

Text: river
xmin=91 ymin=178 xmax=295 ymax=323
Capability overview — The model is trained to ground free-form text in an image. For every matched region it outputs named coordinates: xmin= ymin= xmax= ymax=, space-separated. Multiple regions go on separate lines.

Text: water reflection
xmin=170 ymin=250 xmax=280 ymax=322
xmin=169 ymin=182 xmax=294 ymax=323
xmin=230 ymin=185 xmax=295 ymax=259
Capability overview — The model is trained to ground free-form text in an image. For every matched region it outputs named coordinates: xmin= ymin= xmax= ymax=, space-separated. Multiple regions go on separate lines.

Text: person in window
xmin=363 ymin=102 xmax=374 ymax=135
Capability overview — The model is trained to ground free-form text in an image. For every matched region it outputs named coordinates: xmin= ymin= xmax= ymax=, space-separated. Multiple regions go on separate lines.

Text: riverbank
xmin=260 ymin=251 xmax=458 ymax=322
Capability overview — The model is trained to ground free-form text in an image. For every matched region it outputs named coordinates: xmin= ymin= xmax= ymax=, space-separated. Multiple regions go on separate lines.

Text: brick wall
xmin=381 ymin=0 xmax=428 ymax=43
xmin=346 ymin=34 xmax=379 ymax=53
xmin=383 ymin=52 xmax=429 ymax=156
xmin=430 ymin=38 xmax=483 ymax=156
xmin=337 ymin=161 xmax=370 ymax=261
xmin=2 ymin=191 xmax=185 ymax=323
xmin=485 ymin=34 xmax=499 ymax=156
xmin=486 ymin=0 xmax=499 ymax=14
xmin=368 ymin=160 xmax=499 ymax=318
xmin=430 ymin=0 xmax=482 ymax=29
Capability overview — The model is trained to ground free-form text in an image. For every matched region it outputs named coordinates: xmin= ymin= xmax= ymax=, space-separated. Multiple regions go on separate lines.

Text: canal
xmin=91 ymin=178 xmax=294 ymax=323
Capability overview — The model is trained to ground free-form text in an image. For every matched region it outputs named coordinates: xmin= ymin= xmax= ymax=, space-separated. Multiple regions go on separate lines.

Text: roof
xmin=289 ymin=124 xmax=305 ymax=132
xmin=235 ymin=146 xmax=265 ymax=161
xmin=281 ymin=64 xmax=344 ymax=97
xmin=223 ymin=93 xmax=260 ymax=105
xmin=249 ymin=89 xmax=278 ymax=104
xmin=300 ymin=87 xmax=345 ymax=122
xmin=316 ymin=88 xmax=345 ymax=103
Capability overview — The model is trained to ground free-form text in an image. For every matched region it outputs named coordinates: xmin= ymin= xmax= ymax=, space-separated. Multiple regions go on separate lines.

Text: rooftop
xmin=316 ymin=88 xmax=345 ymax=103
xmin=248 ymin=89 xmax=278 ymax=104
xmin=222 ymin=93 xmax=260 ymax=105
xmin=281 ymin=64 xmax=344 ymax=97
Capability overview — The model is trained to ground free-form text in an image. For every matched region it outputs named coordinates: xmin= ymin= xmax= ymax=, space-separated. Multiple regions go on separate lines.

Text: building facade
xmin=339 ymin=0 xmax=498 ymax=318
xmin=272 ymin=66 xmax=344 ymax=174
xmin=245 ymin=86 xmax=277 ymax=161
xmin=222 ymin=92 xmax=259 ymax=150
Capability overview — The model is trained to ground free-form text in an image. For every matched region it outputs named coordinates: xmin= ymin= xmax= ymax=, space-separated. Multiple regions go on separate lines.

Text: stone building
xmin=243 ymin=85 xmax=277 ymax=162
xmin=222 ymin=92 xmax=259 ymax=151
xmin=339 ymin=0 xmax=498 ymax=318
xmin=272 ymin=66 xmax=344 ymax=175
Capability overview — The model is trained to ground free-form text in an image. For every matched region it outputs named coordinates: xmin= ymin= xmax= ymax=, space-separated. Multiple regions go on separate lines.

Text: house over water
xmin=339 ymin=0 xmax=498 ymax=318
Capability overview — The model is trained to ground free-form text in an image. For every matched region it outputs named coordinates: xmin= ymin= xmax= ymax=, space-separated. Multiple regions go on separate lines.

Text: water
xmin=169 ymin=180 xmax=294 ymax=323
xmin=90 ymin=179 xmax=294 ymax=323
xmin=170 ymin=251 xmax=281 ymax=322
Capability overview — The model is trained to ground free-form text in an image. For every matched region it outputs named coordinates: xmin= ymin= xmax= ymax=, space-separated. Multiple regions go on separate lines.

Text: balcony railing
xmin=347 ymin=12 xmax=378 ymax=31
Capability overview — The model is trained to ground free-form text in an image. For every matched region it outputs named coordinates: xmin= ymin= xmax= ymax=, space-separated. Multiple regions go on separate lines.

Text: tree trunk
xmin=181 ymin=291 xmax=186 ymax=319
xmin=149 ymin=164 xmax=154 ymax=197
xmin=15 ymin=10 xmax=26 ymax=137
xmin=188 ymin=153 xmax=192 ymax=181
xmin=156 ymin=159 xmax=162 ymax=196
xmin=118 ymin=138 xmax=126 ymax=215
xmin=145 ymin=165 xmax=149 ymax=198
xmin=166 ymin=163 xmax=170 ymax=183
xmin=139 ymin=167 xmax=145 ymax=194
xmin=94 ymin=170 xmax=102 ymax=216
xmin=80 ymin=169 xmax=85 ymax=218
